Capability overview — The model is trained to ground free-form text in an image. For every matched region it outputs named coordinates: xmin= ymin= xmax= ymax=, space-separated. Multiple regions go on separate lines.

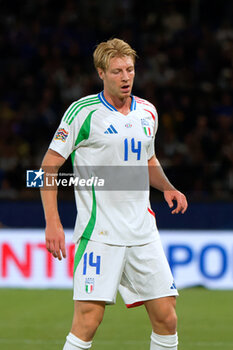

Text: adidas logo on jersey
xmin=104 ymin=124 xmax=118 ymax=134
xmin=170 ymin=282 xmax=177 ymax=290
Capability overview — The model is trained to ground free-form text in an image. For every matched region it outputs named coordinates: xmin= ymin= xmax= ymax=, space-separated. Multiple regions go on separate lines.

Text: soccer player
xmin=41 ymin=38 xmax=188 ymax=350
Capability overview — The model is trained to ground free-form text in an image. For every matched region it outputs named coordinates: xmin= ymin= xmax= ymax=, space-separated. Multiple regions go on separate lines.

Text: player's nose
xmin=122 ymin=70 xmax=129 ymax=81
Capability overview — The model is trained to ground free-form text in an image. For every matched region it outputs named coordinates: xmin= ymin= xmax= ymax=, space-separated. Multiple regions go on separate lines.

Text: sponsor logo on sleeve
xmin=54 ymin=128 xmax=69 ymax=142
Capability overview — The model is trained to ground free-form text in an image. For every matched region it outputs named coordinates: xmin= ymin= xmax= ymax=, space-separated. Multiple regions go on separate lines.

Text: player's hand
xmin=164 ymin=189 xmax=188 ymax=214
xmin=45 ymin=223 xmax=67 ymax=260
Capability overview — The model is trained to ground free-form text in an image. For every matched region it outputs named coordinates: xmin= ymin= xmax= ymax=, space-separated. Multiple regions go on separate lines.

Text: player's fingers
xmin=48 ymin=240 xmax=58 ymax=258
xmin=173 ymin=195 xmax=188 ymax=214
xmin=168 ymin=201 xmax=174 ymax=209
xmin=46 ymin=239 xmax=51 ymax=252
xmin=60 ymin=239 xmax=67 ymax=259
xmin=165 ymin=193 xmax=174 ymax=208
xmin=46 ymin=239 xmax=55 ymax=254
xmin=54 ymin=240 xmax=62 ymax=260
xmin=177 ymin=199 xmax=183 ymax=213
xmin=170 ymin=194 xmax=182 ymax=214
xmin=174 ymin=206 xmax=181 ymax=214
xmin=178 ymin=194 xmax=188 ymax=214
xmin=181 ymin=197 xmax=188 ymax=214
xmin=171 ymin=206 xmax=179 ymax=214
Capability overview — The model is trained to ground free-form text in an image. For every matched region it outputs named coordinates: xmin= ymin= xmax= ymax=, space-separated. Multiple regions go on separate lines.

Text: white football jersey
xmin=49 ymin=92 xmax=159 ymax=245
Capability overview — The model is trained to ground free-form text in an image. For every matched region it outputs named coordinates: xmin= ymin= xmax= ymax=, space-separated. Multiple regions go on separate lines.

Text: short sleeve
xmin=49 ymin=102 xmax=78 ymax=159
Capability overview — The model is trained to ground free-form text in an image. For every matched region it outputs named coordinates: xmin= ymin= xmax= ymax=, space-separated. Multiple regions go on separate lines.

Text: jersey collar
xmin=98 ymin=91 xmax=136 ymax=112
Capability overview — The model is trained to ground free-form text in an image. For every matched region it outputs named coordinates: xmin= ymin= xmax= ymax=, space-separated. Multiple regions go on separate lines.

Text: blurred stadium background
xmin=0 ymin=0 xmax=233 ymax=349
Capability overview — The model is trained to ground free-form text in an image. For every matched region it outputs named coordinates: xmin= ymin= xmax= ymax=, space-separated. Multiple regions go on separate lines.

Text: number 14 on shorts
xmin=83 ymin=252 xmax=101 ymax=275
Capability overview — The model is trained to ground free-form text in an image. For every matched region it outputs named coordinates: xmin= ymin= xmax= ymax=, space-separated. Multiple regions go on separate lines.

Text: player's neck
xmin=103 ymin=91 xmax=131 ymax=115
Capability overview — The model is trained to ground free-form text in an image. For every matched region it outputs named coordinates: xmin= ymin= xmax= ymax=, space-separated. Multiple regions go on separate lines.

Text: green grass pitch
xmin=0 ymin=288 xmax=232 ymax=350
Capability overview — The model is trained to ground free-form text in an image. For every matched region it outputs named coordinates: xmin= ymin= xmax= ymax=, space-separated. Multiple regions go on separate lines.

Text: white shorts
xmin=73 ymin=237 xmax=178 ymax=307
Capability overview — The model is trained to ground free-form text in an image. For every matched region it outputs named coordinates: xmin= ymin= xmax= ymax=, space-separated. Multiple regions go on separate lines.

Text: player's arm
xmin=148 ymin=155 xmax=188 ymax=214
xmin=40 ymin=149 xmax=67 ymax=260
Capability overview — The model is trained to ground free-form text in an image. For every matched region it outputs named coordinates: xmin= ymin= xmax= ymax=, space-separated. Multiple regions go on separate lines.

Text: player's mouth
xmin=121 ymin=85 xmax=131 ymax=93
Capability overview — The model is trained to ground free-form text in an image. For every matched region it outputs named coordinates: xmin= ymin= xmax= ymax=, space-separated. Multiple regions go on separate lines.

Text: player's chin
xmin=120 ymin=89 xmax=132 ymax=98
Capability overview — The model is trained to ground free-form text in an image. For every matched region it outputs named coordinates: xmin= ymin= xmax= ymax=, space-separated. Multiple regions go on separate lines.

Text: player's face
xmin=98 ymin=56 xmax=135 ymax=100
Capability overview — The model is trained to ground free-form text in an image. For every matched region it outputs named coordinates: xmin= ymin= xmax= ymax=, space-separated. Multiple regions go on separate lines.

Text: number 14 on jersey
xmin=124 ymin=138 xmax=141 ymax=161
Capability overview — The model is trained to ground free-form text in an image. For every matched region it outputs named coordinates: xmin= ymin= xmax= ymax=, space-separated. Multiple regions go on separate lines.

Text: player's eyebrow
xmin=111 ymin=65 xmax=134 ymax=72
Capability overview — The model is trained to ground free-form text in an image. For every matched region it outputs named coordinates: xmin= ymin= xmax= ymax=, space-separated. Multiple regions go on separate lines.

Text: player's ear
xmin=97 ymin=68 xmax=104 ymax=80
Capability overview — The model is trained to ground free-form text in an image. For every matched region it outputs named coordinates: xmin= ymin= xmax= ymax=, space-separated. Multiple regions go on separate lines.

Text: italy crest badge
xmin=141 ymin=119 xmax=152 ymax=137
xmin=85 ymin=278 xmax=94 ymax=294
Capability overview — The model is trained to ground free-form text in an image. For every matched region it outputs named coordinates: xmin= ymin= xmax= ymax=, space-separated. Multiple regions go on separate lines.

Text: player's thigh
xmin=144 ymin=296 xmax=177 ymax=330
xmin=72 ymin=300 xmax=106 ymax=327
xmin=70 ymin=300 xmax=106 ymax=340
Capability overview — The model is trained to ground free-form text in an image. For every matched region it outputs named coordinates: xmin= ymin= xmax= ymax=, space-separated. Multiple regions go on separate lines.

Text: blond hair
xmin=93 ymin=38 xmax=137 ymax=71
